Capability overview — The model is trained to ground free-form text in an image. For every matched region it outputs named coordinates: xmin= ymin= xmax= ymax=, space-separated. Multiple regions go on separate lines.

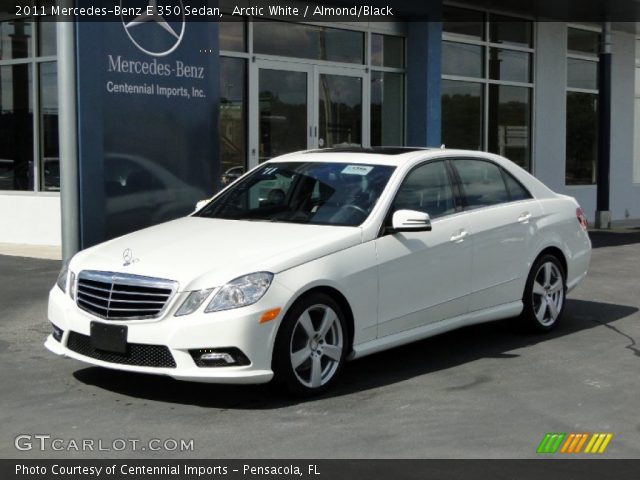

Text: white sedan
xmin=45 ymin=148 xmax=591 ymax=395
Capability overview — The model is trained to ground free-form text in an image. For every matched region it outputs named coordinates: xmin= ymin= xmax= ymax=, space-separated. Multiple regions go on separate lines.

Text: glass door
xmin=252 ymin=61 xmax=313 ymax=165
xmin=249 ymin=62 xmax=367 ymax=167
xmin=315 ymin=67 xmax=366 ymax=149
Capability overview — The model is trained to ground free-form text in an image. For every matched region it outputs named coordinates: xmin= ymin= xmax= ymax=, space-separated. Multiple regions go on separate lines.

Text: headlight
xmin=205 ymin=272 xmax=273 ymax=313
xmin=175 ymin=288 xmax=213 ymax=317
xmin=56 ymin=260 xmax=70 ymax=293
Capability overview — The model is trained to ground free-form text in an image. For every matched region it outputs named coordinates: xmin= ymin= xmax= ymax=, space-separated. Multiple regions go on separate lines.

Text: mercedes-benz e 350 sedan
xmin=46 ymin=148 xmax=591 ymax=395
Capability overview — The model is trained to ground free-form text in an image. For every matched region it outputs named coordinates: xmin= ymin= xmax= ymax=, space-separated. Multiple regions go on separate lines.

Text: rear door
xmin=450 ymin=158 xmax=540 ymax=311
xmin=375 ymin=160 xmax=473 ymax=337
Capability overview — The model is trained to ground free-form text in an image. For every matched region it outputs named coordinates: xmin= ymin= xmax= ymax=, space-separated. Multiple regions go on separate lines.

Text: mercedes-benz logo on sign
xmin=121 ymin=0 xmax=186 ymax=57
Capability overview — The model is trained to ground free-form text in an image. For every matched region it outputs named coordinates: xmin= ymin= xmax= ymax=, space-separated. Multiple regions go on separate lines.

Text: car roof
xmin=267 ymin=147 xmax=558 ymax=200
xmin=272 ymin=147 xmax=499 ymax=167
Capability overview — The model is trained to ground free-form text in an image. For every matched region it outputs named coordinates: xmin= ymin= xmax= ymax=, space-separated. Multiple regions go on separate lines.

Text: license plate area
xmin=90 ymin=322 xmax=127 ymax=354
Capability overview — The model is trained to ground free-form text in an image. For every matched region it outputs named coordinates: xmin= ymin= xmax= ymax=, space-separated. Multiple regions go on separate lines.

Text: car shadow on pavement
xmin=590 ymin=228 xmax=640 ymax=248
xmin=72 ymin=299 xmax=638 ymax=409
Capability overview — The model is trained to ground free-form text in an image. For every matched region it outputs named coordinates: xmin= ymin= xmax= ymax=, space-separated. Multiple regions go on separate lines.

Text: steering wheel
xmin=341 ymin=204 xmax=367 ymax=217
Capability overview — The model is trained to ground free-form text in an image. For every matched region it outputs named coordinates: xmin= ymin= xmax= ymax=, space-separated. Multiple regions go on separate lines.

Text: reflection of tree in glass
xmin=442 ymin=93 xmax=482 ymax=150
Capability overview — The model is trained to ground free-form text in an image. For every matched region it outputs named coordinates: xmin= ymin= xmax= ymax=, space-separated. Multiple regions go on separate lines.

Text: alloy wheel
xmin=531 ymin=261 xmax=564 ymax=326
xmin=289 ymin=304 xmax=344 ymax=388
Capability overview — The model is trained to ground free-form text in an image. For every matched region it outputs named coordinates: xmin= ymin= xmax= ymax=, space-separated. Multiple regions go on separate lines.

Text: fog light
xmin=189 ymin=348 xmax=250 ymax=367
xmin=201 ymin=352 xmax=234 ymax=364
xmin=51 ymin=323 xmax=63 ymax=342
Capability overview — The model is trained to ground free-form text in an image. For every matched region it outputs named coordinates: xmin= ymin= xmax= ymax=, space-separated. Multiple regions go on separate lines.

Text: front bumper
xmin=44 ymin=282 xmax=292 ymax=384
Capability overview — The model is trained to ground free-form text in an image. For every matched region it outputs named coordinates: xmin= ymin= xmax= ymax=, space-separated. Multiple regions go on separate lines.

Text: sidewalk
xmin=0 ymin=243 xmax=61 ymax=260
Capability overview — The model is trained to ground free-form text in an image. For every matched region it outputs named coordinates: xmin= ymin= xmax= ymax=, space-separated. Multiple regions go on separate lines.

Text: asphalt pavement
xmin=1 ymin=230 xmax=639 ymax=459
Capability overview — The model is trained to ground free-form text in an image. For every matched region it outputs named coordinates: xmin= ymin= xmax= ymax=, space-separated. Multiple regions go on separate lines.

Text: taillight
xmin=576 ymin=207 xmax=588 ymax=231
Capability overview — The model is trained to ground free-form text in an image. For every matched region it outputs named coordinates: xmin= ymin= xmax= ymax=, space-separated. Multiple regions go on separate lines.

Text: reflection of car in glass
xmin=220 ymin=166 xmax=245 ymax=186
xmin=104 ymin=153 xmax=207 ymax=238
xmin=46 ymin=148 xmax=591 ymax=396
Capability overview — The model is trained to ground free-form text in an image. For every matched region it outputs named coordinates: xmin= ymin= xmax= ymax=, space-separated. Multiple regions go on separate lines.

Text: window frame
xmin=441 ymin=5 xmax=535 ymax=171
xmin=565 ymin=24 xmax=600 ymax=186
xmin=448 ymin=157 xmax=533 ymax=211
xmin=219 ymin=17 xmax=407 ymax=174
xmin=379 ymin=158 xmax=462 ymax=236
xmin=0 ymin=16 xmax=58 ymax=194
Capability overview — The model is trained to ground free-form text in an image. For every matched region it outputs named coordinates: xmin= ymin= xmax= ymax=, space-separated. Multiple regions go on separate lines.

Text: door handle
xmin=450 ymin=229 xmax=468 ymax=243
xmin=517 ymin=212 xmax=532 ymax=223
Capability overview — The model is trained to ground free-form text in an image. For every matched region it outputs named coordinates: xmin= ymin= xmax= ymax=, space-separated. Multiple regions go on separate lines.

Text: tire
xmin=520 ymin=254 xmax=566 ymax=332
xmin=273 ymin=292 xmax=348 ymax=396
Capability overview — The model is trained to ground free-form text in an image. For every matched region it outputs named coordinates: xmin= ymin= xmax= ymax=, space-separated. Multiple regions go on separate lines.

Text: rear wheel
xmin=520 ymin=254 xmax=566 ymax=332
xmin=273 ymin=293 xmax=348 ymax=396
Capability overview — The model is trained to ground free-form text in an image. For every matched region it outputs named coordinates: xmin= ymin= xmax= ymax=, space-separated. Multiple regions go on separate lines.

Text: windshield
xmin=196 ymin=162 xmax=396 ymax=226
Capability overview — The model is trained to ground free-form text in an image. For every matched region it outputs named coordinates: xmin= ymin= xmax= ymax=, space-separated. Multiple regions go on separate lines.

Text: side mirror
xmin=391 ymin=209 xmax=432 ymax=233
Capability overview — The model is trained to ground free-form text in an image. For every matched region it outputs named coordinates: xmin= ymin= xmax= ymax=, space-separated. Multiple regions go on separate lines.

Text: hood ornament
xmin=122 ymin=248 xmax=139 ymax=267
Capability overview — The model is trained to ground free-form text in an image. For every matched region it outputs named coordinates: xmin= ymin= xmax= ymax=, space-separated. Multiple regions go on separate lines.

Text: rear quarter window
xmin=454 ymin=159 xmax=510 ymax=209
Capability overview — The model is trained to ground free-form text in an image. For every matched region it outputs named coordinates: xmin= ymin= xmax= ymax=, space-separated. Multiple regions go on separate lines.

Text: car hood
xmin=71 ymin=217 xmax=362 ymax=291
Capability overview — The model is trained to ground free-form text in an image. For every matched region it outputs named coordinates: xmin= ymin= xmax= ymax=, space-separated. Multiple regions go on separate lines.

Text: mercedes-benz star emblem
xmin=122 ymin=248 xmax=139 ymax=267
xmin=121 ymin=0 xmax=186 ymax=57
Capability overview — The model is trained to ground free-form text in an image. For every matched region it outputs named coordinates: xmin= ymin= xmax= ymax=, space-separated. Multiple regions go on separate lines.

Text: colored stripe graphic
xmin=560 ymin=433 xmax=589 ymax=453
xmin=537 ymin=433 xmax=565 ymax=453
xmin=584 ymin=433 xmax=613 ymax=454
xmin=538 ymin=433 xmax=613 ymax=454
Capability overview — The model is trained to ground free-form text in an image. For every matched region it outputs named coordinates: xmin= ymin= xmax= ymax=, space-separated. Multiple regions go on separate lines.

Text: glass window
xmin=219 ymin=57 xmax=246 ymax=185
xmin=454 ymin=159 xmax=510 ymax=209
xmin=487 ymin=85 xmax=531 ymax=170
xmin=258 ymin=69 xmax=308 ymax=161
xmin=568 ymin=28 xmax=599 ymax=55
xmin=318 ymin=74 xmax=362 ymax=148
xmin=0 ymin=64 xmax=33 ymax=191
xmin=488 ymin=48 xmax=531 ymax=83
xmin=489 ymin=15 xmax=532 ymax=48
xmin=39 ymin=62 xmax=59 ymax=191
xmin=502 ymin=170 xmax=531 ymax=201
xmin=38 ymin=20 xmax=56 ymax=57
xmin=566 ymin=92 xmax=598 ymax=185
xmin=371 ymin=34 xmax=404 ymax=68
xmin=371 ymin=71 xmax=404 ymax=146
xmin=394 ymin=161 xmax=456 ymax=218
xmin=0 ymin=19 xmax=32 ymax=60
xmin=197 ymin=162 xmax=396 ymax=226
xmin=442 ymin=41 xmax=483 ymax=78
xmin=442 ymin=6 xmax=484 ymax=39
xmin=567 ymin=58 xmax=598 ymax=90
xmin=219 ymin=20 xmax=246 ymax=52
xmin=441 ymin=80 xmax=483 ymax=150
xmin=254 ymin=22 xmax=364 ymax=64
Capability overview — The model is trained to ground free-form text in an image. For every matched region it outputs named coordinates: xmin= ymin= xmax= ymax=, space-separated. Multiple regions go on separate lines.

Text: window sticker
xmin=341 ymin=165 xmax=374 ymax=176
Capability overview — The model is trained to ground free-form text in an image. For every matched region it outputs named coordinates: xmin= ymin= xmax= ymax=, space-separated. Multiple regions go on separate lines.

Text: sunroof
xmin=305 ymin=147 xmax=432 ymax=155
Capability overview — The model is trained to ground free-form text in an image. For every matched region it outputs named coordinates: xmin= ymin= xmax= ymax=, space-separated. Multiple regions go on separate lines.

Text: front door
xmin=251 ymin=61 xmax=365 ymax=166
xmin=375 ymin=160 xmax=473 ymax=337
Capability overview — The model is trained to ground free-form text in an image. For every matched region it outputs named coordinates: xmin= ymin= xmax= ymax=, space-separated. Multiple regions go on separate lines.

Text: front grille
xmin=66 ymin=331 xmax=176 ymax=368
xmin=76 ymin=271 xmax=177 ymax=320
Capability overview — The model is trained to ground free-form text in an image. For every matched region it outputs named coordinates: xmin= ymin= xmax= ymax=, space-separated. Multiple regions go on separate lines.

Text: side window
xmin=454 ymin=159 xmax=510 ymax=209
xmin=502 ymin=170 xmax=532 ymax=201
xmin=393 ymin=161 xmax=456 ymax=218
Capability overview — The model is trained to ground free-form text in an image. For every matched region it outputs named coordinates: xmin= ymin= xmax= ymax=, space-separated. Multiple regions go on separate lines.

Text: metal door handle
xmin=518 ymin=212 xmax=532 ymax=223
xmin=450 ymin=230 xmax=468 ymax=243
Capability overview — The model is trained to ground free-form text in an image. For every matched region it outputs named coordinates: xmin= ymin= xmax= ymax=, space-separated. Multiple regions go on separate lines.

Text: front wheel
xmin=273 ymin=293 xmax=348 ymax=396
xmin=520 ymin=254 xmax=566 ymax=332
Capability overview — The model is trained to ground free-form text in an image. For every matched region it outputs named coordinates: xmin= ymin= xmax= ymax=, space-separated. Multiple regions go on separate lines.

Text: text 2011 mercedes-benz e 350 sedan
xmin=46 ymin=148 xmax=591 ymax=395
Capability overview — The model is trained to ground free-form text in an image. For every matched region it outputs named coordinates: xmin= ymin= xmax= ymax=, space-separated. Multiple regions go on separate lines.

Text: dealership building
xmin=1 ymin=1 xmax=640 ymax=259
